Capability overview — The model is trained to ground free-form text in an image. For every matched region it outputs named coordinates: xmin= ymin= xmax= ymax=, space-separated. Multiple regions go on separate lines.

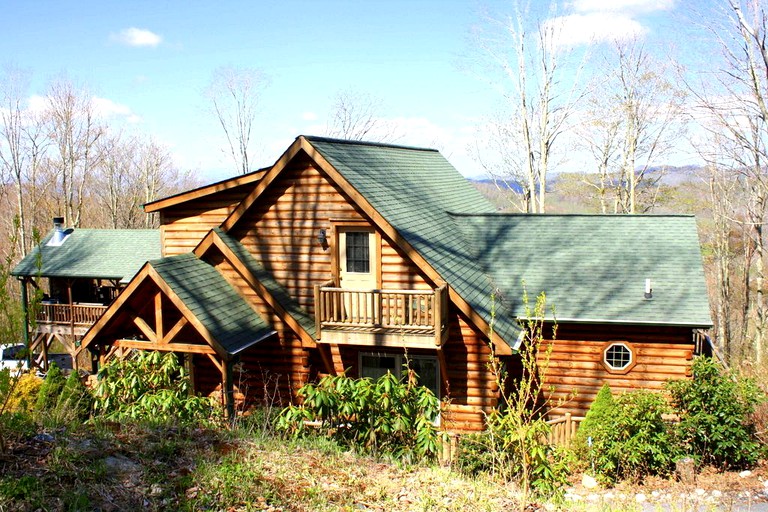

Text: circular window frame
xmin=602 ymin=341 xmax=636 ymax=374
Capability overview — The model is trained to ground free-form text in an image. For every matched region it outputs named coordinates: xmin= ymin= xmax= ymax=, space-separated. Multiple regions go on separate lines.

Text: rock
xmin=104 ymin=454 xmax=140 ymax=475
xmin=740 ymin=470 xmax=753 ymax=479
xmin=635 ymin=493 xmax=647 ymax=503
xmin=675 ymin=457 xmax=696 ymax=485
xmin=582 ymin=474 xmax=599 ymax=489
xmin=695 ymin=488 xmax=706 ymax=496
xmin=712 ymin=490 xmax=722 ymax=498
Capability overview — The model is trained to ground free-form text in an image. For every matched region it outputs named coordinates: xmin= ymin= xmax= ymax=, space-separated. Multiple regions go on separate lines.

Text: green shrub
xmin=276 ymin=369 xmax=443 ymax=461
xmin=575 ymin=383 xmax=615 ymax=451
xmin=60 ymin=371 xmax=93 ymax=420
xmin=456 ymin=412 xmax=570 ymax=497
xmin=93 ymin=351 xmax=217 ymax=426
xmin=577 ymin=388 xmax=677 ymax=483
xmin=35 ymin=362 xmax=65 ymax=410
xmin=666 ymin=356 xmax=765 ymax=469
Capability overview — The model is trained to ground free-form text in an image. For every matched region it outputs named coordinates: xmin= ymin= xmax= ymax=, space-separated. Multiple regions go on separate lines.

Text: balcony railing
xmin=314 ymin=284 xmax=449 ymax=348
xmin=36 ymin=303 xmax=108 ymax=327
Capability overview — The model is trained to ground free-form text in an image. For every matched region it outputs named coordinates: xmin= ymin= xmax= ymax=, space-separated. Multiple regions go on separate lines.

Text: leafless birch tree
xmin=0 ymin=66 xmax=50 ymax=255
xmin=47 ymin=77 xmax=104 ymax=227
xmin=472 ymin=2 xmax=585 ymax=213
xmin=690 ymin=0 xmax=768 ymax=365
xmin=577 ymin=39 xmax=685 ymax=214
xmin=325 ymin=89 xmax=400 ymax=142
xmin=206 ymin=66 xmax=268 ymax=175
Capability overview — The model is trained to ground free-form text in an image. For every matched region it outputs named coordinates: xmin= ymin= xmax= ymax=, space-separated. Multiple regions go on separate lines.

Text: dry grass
xmin=0 ymin=421 xmax=767 ymax=511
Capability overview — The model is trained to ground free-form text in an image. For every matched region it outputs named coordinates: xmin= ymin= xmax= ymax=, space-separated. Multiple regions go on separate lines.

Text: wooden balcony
xmin=314 ymin=284 xmax=449 ymax=349
xmin=35 ymin=303 xmax=108 ymax=335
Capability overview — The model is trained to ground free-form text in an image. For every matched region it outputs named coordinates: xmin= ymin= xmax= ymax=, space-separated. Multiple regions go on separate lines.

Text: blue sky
xmin=1 ymin=0 xmax=705 ymax=182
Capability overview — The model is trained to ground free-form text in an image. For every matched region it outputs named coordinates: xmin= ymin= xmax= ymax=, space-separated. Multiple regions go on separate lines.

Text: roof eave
xmin=516 ymin=315 xmax=713 ymax=329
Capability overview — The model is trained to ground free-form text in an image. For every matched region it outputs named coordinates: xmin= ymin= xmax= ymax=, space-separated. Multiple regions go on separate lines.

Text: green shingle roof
xmin=12 ymin=229 xmax=161 ymax=283
xmin=305 ymin=136 xmax=524 ymax=345
xmin=452 ymin=213 xmax=712 ymax=327
xmin=213 ymin=228 xmax=317 ymax=338
xmin=151 ymin=253 xmax=276 ymax=355
xmin=304 ymin=136 xmax=712 ymax=342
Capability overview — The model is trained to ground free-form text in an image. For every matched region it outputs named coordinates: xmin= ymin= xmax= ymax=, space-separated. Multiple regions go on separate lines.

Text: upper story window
xmin=602 ymin=341 xmax=636 ymax=374
xmin=345 ymin=231 xmax=370 ymax=273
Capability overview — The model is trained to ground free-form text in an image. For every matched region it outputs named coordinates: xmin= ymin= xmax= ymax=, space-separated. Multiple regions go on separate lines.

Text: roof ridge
xmin=303 ymin=135 xmax=438 ymax=153
xmin=448 ymin=212 xmax=697 ymax=219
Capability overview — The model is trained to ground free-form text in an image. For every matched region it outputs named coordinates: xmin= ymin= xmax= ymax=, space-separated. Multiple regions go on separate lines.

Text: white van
xmin=0 ymin=344 xmax=29 ymax=372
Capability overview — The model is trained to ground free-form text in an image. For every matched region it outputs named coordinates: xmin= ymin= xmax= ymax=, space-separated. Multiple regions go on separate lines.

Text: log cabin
xmin=69 ymin=135 xmax=711 ymax=431
xmin=11 ymin=219 xmax=160 ymax=370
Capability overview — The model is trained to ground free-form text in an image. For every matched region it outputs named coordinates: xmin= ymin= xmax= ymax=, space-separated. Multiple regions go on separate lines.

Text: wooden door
xmin=338 ymin=228 xmax=378 ymax=323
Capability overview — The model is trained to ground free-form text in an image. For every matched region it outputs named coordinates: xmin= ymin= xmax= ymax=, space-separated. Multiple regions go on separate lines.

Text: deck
xmin=314 ymin=284 xmax=449 ymax=349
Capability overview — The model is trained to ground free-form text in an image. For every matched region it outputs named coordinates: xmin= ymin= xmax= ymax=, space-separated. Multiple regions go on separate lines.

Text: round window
xmin=602 ymin=342 xmax=635 ymax=373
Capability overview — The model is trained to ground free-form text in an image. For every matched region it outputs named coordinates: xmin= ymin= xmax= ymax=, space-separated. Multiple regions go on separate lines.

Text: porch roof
xmin=12 ymin=229 xmax=161 ymax=283
xmin=151 ymin=253 xmax=276 ymax=355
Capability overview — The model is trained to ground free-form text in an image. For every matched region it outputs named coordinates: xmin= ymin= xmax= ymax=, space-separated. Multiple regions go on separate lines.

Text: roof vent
xmin=644 ymin=278 xmax=653 ymax=300
xmin=47 ymin=217 xmax=69 ymax=247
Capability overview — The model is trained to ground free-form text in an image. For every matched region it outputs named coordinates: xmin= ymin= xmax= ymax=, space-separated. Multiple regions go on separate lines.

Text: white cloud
xmin=110 ymin=27 xmax=162 ymax=47
xmin=569 ymin=0 xmax=674 ymax=14
xmin=548 ymin=12 xmax=648 ymax=47
xmin=91 ymin=96 xmax=141 ymax=123
xmin=27 ymin=95 xmax=48 ymax=114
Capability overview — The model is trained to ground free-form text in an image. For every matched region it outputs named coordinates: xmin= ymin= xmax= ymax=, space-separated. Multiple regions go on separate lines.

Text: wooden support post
xmin=314 ymin=284 xmax=322 ymax=340
xmin=19 ymin=278 xmax=30 ymax=367
xmin=316 ymin=344 xmax=335 ymax=376
xmin=67 ymin=281 xmax=78 ymax=370
xmin=154 ymin=292 xmax=163 ymax=341
xmin=224 ymin=360 xmax=235 ymax=421
xmin=330 ymin=344 xmax=345 ymax=375
xmin=436 ymin=347 xmax=450 ymax=398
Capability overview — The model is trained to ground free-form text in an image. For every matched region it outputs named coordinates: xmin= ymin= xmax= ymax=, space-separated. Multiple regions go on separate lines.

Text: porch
xmin=36 ymin=302 xmax=109 ymax=334
xmin=314 ymin=283 xmax=449 ymax=349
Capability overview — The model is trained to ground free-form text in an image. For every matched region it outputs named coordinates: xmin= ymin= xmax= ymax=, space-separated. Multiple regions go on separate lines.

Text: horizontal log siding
xmin=540 ymin=324 xmax=695 ymax=417
xmin=380 ymin=242 xmax=430 ymax=290
xmin=232 ymin=163 xmax=360 ymax=314
xmin=441 ymin=308 xmax=499 ymax=433
xmin=204 ymin=253 xmax=311 ymax=406
xmin=159 ymin=186 xmax=252 ymax=256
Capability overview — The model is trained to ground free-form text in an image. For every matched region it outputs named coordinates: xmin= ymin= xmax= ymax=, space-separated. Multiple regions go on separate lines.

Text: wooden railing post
xmin=314 ymin=284 xmax=322 ymax=340
xmin=434 ymin=286 xmax=442 ymax=346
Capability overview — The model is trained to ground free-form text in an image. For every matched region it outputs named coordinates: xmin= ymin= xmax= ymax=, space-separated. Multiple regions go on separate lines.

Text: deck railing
xmin=36 ymin=303 xmax=108 ymax=326
xmin=546 ymin=413 xmax=585 ymax=447
xmin=315 ymin=284 xmax=448 ymax=345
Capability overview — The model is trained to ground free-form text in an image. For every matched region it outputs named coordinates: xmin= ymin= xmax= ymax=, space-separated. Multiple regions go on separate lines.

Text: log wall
xmin=202 ymin=250 xmax=311 ymax=406
xmin=327 ymin=306 xmax=498 ymax=433
xmin=231 ymin=161 xmax=429 ymax=315
xmin=540 ymin=323 xmax=695 ymax=417
xmin=159 ymin=185 xmax=253 ymax=256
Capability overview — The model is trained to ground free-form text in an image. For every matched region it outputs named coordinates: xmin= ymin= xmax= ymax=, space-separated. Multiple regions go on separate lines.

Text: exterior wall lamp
xmin=317 ymin=228 xmax=328 ymax=248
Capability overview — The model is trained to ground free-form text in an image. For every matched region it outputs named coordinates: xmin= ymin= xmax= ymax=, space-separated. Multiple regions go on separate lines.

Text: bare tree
xmin=205 ymin=66 xmax=268 ymax=175
xmin=46 ymin=77 xmax=104 ymax=227
xmin=690 ymin=0 xmax=768 ymax=365
xmin=471 ymin=2 xmax=586 ymax=213
xmin=0 ymin=66 xmax=50 ymax=255
xmin=325 ymin=89 xmax=400 ymax=142
xmin=577 ymin=39 xmax=686 ymax=214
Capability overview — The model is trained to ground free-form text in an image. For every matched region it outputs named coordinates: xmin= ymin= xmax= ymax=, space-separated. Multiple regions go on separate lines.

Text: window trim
xmin=601 ymin=341 xmax=636 ymax=374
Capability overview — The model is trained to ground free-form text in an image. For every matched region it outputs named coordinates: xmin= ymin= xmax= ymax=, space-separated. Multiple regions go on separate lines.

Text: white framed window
xmin=359 ymin=352 xmax=440 ymax=398
xmin=602 ymin=341 xmax=636 ymax=374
